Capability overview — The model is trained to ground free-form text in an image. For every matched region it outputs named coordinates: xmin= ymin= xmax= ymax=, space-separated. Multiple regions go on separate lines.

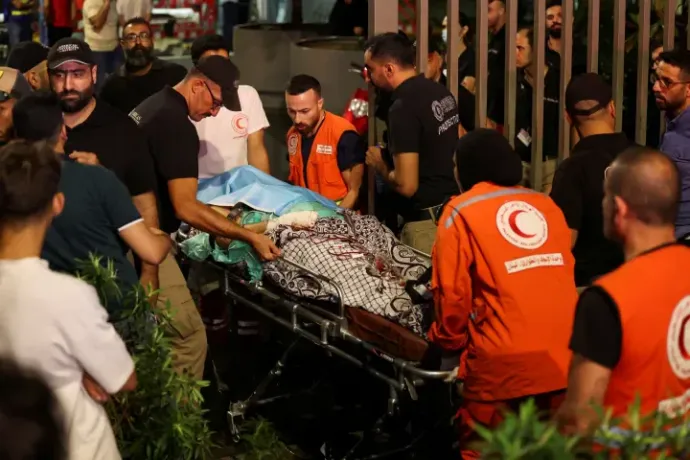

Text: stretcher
xmin=175 ymin=226 xmax=457 ymax=451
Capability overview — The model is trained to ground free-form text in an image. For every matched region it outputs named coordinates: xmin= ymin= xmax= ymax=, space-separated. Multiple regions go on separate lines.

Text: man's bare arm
xmin=555 ymin=353 xmax=612 ymax=435
xmin=339 ymin=164 xmax=364 ymax=209
xmin=88 ymin=0 xmax=111 ymax=31
xmin=247 ymin=129 xmax=270 ymax=174
xmin=132 ymin=192 xmax=161 ymax=297
xmin=387 ymin=153 xmax=419 ymax=197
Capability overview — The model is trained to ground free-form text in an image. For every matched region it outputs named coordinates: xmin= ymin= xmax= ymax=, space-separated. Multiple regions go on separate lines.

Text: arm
xmin=461 ymin=76 xmax=476 ymax=94
xmin=245 ymin=85 xmax=271 ymax=174
xmin=86 ymin=0 xmax=112 ymax=31
xmin=336 ymin=131 xmax=365 ymax=209
xmin=427 ymin=207 xmax=474 ymax=351
xmin=119 ymin=222 xmax=170 ymax=265
xmin=556 ymin=288 xmax=622 ymax=435
xmin=62 ymin=285 xmax=136 ymax=395
xmin=168 ymin=178 xmax=280 ymax=260
xmin=131 ymin=192 xmax=161 ymax=293
xmin=247 ymin=129 xmax=270 ymax=174
xmin=340 ymin=165 xmax=364 ymax=209
xmin=549 ymin=159 xmax=582 ymax=248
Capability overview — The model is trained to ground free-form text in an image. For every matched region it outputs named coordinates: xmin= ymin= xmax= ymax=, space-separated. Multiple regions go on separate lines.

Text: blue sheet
xmin=196 ymin=166 xmax=340 ymax=215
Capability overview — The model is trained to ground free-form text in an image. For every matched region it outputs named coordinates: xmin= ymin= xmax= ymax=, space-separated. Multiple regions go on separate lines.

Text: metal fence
xmin=367 ymin=0 xmax=683 ymax=194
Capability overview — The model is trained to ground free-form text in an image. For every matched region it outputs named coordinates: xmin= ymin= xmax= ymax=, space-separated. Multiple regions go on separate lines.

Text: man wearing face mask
xmin=100 ymin=17 xmax=187 ymax=114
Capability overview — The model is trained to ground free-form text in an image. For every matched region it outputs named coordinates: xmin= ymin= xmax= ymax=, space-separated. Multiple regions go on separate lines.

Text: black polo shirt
xmin=130 ymin=86 xmax=200 ymax=234
xmin=487 ymin=25 xmax=506 ymax=125
xmin=42 ymin=159 xmax=141 ymax=314
xmin=514 ymin=67 xmax=561 ymax=162
xmin=99 ymin=58 xmax=188 ymax=115
xmin=549 ymin=132 xmax=635 ymax=286
xmin=387 ymin=74 xmax=460 ymax=219
xmin=64 ymin=98 xmax=156 ymax=197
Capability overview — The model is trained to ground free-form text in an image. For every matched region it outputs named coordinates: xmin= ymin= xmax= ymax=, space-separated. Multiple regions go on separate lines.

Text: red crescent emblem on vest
xmin=232 ymin=114 xmax=248 ymax=136
xmin=508 ymin=210 xmax=537 ymax=239
xmin=667 ymin=295 xmax=690 ymax=379
xmin=679 ymin=316 xmax=690 ymax=360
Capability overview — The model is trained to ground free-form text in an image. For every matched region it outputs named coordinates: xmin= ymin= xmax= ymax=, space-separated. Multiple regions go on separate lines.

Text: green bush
xmin=476 ymin=398 xmax=690 ymax=459
xmin=77 ymin=255 xmax=214 ymax=460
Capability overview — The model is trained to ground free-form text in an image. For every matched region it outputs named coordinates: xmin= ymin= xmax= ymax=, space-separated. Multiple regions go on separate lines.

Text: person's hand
xmin=366 ymin=146 xmax=386 ymax=173
xmin=250 ymin=233 xmax=281 ymax=261
xmin=69 ymin=151 xmax=100 ymax=166
xmin=83 ymin=373 xmax=109 ymax=403
xmin=353 ymin=26 xmax=364 ymax=36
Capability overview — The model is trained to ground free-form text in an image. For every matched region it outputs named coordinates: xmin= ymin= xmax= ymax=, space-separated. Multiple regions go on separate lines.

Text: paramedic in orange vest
xmin=285 ymin=74 xmax=365 ymax=209
xmin=428 ymin=129 xmax=578 ymax=459
xmin=556 ymin=146 xmax=690 ymax=436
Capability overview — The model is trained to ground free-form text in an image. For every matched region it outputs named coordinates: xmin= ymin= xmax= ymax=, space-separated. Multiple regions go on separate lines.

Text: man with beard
xmin=129 ymin=56 xmax=281 ymax=378
xmin=47 ymin=38 xmax=162 ymax=305
xmin=100 ymin=17 xmax=187 ymax=114
xmin=557 ymin=146 xmax=690 ymax=437
xmin=544 ymin=0 xmax=585 ymax=75
xmin=486 ymin=0 xmax=506 ymax=129
xmin=364 ymin=33 xmax=459 ymax=253
xmin=653 ymin=49 xmax=690 ymax=238
xmin=0 ymin=67 xmax=32 ymax=146
xmin=6 ymin=41 xmax=50 ymax=90
xmin=285 ymin=74 xmax=364 ymax=209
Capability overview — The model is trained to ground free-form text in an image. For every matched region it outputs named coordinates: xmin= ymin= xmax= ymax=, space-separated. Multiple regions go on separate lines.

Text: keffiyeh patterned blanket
xmin=264 ymin=212 xmax=431 ymax=335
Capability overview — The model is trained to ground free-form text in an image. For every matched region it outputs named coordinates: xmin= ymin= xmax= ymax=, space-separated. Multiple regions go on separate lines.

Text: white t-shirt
xmin=0 ymin=258 xmax=134 ymax=460
xmin=116 ymin=0 xmax=152 ymax=23
xmin=194 ymin=84 xmax=270 ymax=179
xmin=83 ymin=0 xmax=119 ymax=51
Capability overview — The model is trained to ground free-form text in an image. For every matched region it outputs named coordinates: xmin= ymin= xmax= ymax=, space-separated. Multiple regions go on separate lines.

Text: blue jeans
xmin=92 ymin=47 xmax=123 ymax=91
xmin=7 ymin=19 xmax=34 ymax=46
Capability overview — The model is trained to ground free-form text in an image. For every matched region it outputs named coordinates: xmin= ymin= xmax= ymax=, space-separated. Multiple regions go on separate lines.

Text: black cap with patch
xmin=7 ymin=41 xmax=49 ymax=73
xmin=47 ymin=37 xmax=95 ymax=69
xmin=194 ymin=55 xmax=241 ymax=111
xmin=565 ymin=72 xmax=612 ymax=117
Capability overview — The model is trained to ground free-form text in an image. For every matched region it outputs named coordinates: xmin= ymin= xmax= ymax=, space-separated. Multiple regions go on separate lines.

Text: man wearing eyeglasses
xmin=100 ymin=17 xmax=187 ymax=115
xmin=654 ymin=49 xmax=690 ymax=238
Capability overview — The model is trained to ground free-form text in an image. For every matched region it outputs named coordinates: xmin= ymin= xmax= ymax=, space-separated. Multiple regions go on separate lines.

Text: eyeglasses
xmin=650 ymin=73 xmax=690 ymax=90
xmin=203 ymin=81 xmax=223 ymax=109
xmin=121 ymin=32 xmax=151 ymax=44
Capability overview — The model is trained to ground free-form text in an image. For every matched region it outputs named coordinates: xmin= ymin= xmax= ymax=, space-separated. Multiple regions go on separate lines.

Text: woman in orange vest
xmin=284 ymin=74 xmax=365 ymax=210
xmin=556 ymin=146 xmax=690 ymax=440
xmin=428 ymin=129 xmax=578 ymax=459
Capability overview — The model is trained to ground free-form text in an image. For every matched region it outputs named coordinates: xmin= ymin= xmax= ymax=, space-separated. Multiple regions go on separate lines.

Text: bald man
xmin=556 ymin=146 xmax=690 ymax=438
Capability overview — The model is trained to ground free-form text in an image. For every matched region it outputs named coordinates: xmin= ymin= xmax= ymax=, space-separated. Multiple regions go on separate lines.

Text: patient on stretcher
xmin=178 ymin=166 xmax=433 ymax=336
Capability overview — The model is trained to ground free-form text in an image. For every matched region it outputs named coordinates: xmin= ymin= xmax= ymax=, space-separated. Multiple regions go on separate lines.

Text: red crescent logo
xmin=232 ymin=114 xmax=248 ymax=135
xmin=508 ymin=210 xmax=536 ymax=239
xmin=679 ymin=315 xmax=690 ymax=360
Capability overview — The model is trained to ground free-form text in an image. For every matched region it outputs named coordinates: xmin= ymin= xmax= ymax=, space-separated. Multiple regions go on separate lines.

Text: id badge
xmin=517 ymin=129 xmax=532 ymax=147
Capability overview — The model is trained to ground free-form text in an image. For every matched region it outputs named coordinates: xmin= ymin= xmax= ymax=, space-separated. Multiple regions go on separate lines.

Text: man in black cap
xmin=129 ymin=55 xmax=280 ymax=380
xmin=6 ymin=41 xmax=50 ymax=90
xmin=550 ymin=73 xmax=636 ymax=289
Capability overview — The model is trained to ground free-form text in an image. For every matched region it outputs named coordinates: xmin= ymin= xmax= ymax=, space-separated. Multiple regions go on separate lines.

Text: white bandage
xmin=266 ymin=211 xmax=318 ymax=232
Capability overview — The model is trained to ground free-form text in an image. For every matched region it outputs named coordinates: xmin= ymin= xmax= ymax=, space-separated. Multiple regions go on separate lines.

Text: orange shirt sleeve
xmin=428 ymin=213 xmax=474 ymax=351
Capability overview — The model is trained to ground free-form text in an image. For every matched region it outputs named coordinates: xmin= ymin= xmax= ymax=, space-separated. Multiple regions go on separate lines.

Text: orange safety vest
xmin=596 ymin=243 xmax=690 ymax=421
xmin=286 ymin=112 xmax=355 ymax=202
xmin=430 ymin=182 xmax=578 ymax=401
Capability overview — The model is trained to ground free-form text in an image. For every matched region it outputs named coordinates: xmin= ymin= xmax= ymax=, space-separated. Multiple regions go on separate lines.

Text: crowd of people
xmin=1 ymin=0 xmax=690 ymax=459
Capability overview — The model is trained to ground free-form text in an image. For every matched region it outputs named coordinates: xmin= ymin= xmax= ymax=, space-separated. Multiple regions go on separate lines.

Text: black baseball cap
xmin=47 ymin=38 xmax=95 ymax=69
xmin=195 ymin=55 xmax=241 ymax=111
xmin=6 ymin=41 xmax=49 ymax=73
xmin=565 ymin=72 xmax=612 ymax=117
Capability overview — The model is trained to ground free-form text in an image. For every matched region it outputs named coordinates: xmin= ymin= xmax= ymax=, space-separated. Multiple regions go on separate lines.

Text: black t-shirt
xmin=130 ymin=86 xmax=200 ymax=233
xmin=99 ymin=58 xmax=188 ymax=115
xmin=64 ymin=99 xmax=156 ymax=197
xmin=514 ymin=67 xmax=561 ymax=161
xmin=387 ymin=74 xmax=460 ymax=217
xmin=487 ymin=25 xmax=506 ymax=125
xmin=457 ymin=47 xmax=476 ymax=85
xmin=300 ymin=125 xmax=365 ymax=188
xmin=42 ymin=159 xmax=141 ymax=314
xmin=545 ymin=41 xmax=587 ymax=77
xmin=550 ymin=133 xmax=634 ymax=286
xmin=569 ymin=286 xmax=622 ymax=369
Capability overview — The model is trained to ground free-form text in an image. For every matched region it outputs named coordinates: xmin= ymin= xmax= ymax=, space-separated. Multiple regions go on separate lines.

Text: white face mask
xmin=441 ymin=28 xmax=448 ymax=44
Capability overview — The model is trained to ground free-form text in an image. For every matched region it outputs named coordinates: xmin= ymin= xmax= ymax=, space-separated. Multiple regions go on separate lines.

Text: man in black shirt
xmin=47 ymin=37 xmax=161 ymax=292
xmin=487 ymin=0 xmax=506 ymax=128
xmin=129 ymin=55 xmax=280 ymax=260
xmin=364 ymin=32 xmax=459 ymax=254
xmin=550 ymin=73 xmax=634 ymax=288
xmin=99 ymin=17 xmax=187 ymax=114
xmin=514 ymin=26 xmax=561 ymax=192
xmin=557 ymin=147 xmax=683 ymax=435
xmin=544 ymin=0 xmax=586 ymax=76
